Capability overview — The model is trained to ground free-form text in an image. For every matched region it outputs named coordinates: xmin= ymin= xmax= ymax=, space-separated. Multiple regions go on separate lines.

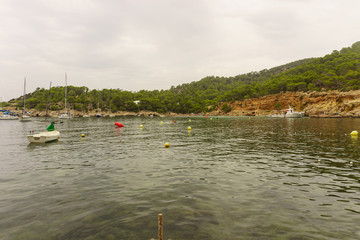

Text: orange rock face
xmin=212 ymin=90 xmax=360 ymax=117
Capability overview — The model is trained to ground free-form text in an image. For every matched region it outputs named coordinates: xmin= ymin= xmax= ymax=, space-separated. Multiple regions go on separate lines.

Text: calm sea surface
xmin=0 ymin=117 xmax=359 ymax=240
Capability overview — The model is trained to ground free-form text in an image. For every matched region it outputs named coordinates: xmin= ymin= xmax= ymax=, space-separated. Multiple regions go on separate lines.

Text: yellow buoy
xmin=81 ymin=134 xmax=85 ymax=137
xmin=188 ymin=126 xmax=192 ymax=131
xmin=140 ymin=125 xmax=143 ymax=128
xmin=165 ymin=143 xmax=170 ymax=148
xmin=189 ymin=119 xmax=191 ymax=122
xmin=160 ymin=121 xmax=163 ymax=124
xmin=350 ymin=130 xmax=358 ymax=136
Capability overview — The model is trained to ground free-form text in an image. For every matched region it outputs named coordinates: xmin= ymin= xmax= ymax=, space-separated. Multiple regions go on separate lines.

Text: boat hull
xmin=19 ymin=116 xmax=32 ymax=122
xmin=269 ymin=114 xmax=285 ymax=118
xmin=0 ymin=115 xmax=19 ymax=120
xmin=58 ymin=113 xmax=71 ymax=119
xmin=285 ymin=112 xmax=304 ymax=118
xmin=27 ymin=131 xmax=60 ymax=143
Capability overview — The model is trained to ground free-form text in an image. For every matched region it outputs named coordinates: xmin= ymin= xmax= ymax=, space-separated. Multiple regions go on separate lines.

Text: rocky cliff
xmin=211 ymin=90 xmax=360 ymax=117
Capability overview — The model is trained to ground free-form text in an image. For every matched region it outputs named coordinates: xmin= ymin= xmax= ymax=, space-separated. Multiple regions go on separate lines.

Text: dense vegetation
xmin=5 ymin=41 xmax=360 ymax=114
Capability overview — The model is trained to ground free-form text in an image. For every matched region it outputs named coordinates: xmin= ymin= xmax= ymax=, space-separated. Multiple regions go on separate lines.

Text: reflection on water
xmin=0 ymin=117 xmax=359 ymax=239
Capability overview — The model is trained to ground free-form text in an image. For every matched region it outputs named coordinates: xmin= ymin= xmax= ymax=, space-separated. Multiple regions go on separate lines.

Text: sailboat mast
xmin=65 ymin=73 xmax=67 ymax=113
xmin=45 ymin=82 xmax=52 ymax=120
xmin=23 ymin=77 xmax=26 ymax=114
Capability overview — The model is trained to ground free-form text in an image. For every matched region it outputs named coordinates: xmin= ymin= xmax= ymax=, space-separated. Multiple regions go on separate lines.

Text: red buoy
xmin=115 ymin=122 xmax=124 ymax=128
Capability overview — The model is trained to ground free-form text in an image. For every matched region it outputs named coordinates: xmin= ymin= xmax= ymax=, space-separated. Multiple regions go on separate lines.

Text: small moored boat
xmin=285 ymin=106 xmax=304 ymax=118
xmin=268 ymin=106 xmax=304 ymax=118
xmin=27 ymin=122 xmax=60 ymax=143
xmin=58 ymin=113 xmax=71 ymax=119
xmin=0 ymin=114 xmax=19 ymax=120
xmin=19 ymin=115 xmax=32 ymax=122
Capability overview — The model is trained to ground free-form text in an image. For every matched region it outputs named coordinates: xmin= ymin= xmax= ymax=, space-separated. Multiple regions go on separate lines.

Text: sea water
xmin=0 ymin=117 xmax=359 ymax=239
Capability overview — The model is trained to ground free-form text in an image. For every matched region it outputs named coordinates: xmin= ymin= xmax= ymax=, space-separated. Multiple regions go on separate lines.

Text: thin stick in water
xmin=158 ymin=213 xmax=163 ymax=240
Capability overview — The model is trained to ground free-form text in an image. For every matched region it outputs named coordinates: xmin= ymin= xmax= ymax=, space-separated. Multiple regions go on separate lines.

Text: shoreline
xmin=2 ymin=90 xmax=360 ymax=118
xmin=3 ymin=109 xmax=360 ymax=118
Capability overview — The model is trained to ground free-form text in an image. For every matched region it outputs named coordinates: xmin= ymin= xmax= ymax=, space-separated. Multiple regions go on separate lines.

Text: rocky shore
xmin=210 ymin=90 xmax=360 ymax=117
xmin=3 ymin=90 xmax=360 ymax=118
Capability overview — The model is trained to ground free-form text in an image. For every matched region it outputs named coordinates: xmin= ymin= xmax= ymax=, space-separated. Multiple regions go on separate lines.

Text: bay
xmin=0 ymin=117 xmax=359 ymax=240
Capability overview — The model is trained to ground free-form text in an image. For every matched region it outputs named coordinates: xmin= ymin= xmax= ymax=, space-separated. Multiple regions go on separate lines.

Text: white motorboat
xmin=285 ymin=106 xmax=304 ymax=118
xmin=27 ymin=122 xmax=60 ymax=143
xmin=269 ymin=106 xmax=304 ymax=118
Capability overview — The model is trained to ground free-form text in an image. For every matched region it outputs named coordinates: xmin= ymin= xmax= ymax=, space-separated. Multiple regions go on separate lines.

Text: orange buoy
xmin=115 ymin=122 xmax=124 ymax=128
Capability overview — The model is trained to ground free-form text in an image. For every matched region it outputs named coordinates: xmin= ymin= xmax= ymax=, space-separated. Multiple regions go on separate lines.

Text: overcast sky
xmin=1 ymin=0 xmax=359 ymax=101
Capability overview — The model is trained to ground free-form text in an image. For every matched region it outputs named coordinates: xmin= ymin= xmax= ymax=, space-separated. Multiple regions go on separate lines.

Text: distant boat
xmin=59 ymin=73 xmax=72 ymax=119
xmin=285 ymin=106 xmax=304 ymax=118
xmin=269 ymin=106 xmax=304 ymax=118
xmin=27 ymin=122 xmax=60 ymax=143
xmin=82 ymin=115 xmax=90 ymax=118
xmin=0 ymin=97 xmax=18 ymax=120
xmin=58 ymin=113 xmax=71 ymax=119
xmin=19 ymin=115 xmax=31 ymax=122
xmin=0 ymin=113 xmax=19 ymax=120
xmin=19 ymin=77 xmax=32 ymax=122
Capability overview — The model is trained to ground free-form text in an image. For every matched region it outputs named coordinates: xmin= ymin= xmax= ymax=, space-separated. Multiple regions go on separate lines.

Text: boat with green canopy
xmin=27 ymin=122 xmax=60 ymax=143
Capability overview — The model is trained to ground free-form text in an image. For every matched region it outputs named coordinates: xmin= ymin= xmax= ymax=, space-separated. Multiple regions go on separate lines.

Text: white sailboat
xmin=19 ymin=77 xmax=32 ymax=122
xmin=59 ymin=73 xmax=72 ymax=119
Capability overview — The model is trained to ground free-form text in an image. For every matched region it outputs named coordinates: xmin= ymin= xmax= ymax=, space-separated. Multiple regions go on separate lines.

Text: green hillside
xmin=6 ymin=41 xmax=360 ymax=114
